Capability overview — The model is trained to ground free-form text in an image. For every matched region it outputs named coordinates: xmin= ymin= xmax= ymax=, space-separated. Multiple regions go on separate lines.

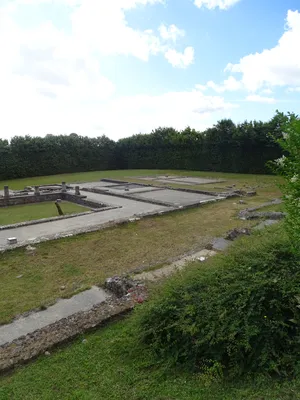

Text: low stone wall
xmin=64 ymin=193 xmax=106 ymax=209
xmin=0 ymin=192 xmax=62 ymax=207
xmin=0 ymin=192 xmax=107 ymax=210
xmin=0 ymin=296 xmax=134 ymax=372
xmin=0 ymin=278 xmax=147 ymax=372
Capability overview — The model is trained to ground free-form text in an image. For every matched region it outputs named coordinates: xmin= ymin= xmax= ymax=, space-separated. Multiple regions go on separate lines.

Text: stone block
xmin=7 ymin=237 xmax=17 ymax=245
xmin=3 ymin=186 xmax=9 ymax=198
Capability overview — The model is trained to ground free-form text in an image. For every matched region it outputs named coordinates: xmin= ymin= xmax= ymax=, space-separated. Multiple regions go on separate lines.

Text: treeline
xmin=0 ymin=111 xmax=290 ymax=180
xmin=0 ymin=134 xmax=117 ymax=180
xmin=118 ymin=111 xmax=288 ymax=174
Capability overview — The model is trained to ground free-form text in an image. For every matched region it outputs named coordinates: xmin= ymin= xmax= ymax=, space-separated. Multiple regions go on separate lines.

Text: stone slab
xmin=136 ymin=175 xmax=181 ymax=181
xmin=211 ymin=237 xmax=232 ymax=251
xmin=109 ymin=183 xmax=144 ymax=190
xmin=0 ymin=286 xmax=109 ymax=346
xmin=155 ymin=177 xmax=225 ymax=185
xmin=107 ymin=186 xmax=163 ymax=195
xmin=254 ymin=219 xmax=280 ymax=230
xmin=131 ymin=189 xmax=218 ymax=206
xmin=74 ymin=181 xmax=117 ymax=189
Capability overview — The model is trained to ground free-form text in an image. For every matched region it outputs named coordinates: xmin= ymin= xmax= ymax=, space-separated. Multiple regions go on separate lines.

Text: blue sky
xmin=0 ymin=0 xmax=299 ymax=140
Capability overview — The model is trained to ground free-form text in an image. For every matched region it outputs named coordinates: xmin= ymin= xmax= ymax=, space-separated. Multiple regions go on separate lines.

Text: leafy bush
xmin=135 ymin=226 xmax=300 ymax=377
xmin=271 ymin=115 xmax=300 ymax=253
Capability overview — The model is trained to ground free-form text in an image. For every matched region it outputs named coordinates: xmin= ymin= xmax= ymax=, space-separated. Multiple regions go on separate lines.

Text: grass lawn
xmin=0 ymin=201 xmax=89 ymax=226
xmin=0 ymin=170 xmax=282 ymax=324
xmin=0 ymin=316 xmax=299 ymax=400
xmin=0 ymin=169 xmax=282 ymax=192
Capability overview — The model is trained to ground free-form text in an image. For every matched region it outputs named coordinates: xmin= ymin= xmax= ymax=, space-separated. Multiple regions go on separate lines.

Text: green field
xmin=0 ymin=201 xmax=89 ymax=226
xmin=0 ymin=169 xmax=282 ymax=324
xmin=0 ymin=169 xmax=281 ymax=192
xmin=0 ymin=170 xmax=288 ymax=399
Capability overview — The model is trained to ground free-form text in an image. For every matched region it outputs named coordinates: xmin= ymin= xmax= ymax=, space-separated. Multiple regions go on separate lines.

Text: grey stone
xmin=225 ymin=227 xmax=251 ymax=241
xmin=34 ymin=186 xmax=40 ymax=196
xmin=61 ymin=182 xmax=67 ymax=193
xmin=246 ymin=191 xmax=257 ymax=197
xmin=105 ymin=276 xmax=135 ymax=298
xmin=26 ymin=245 xmax=36 ymax=253
xmin=75 ymin=186 xmax=80 ymax=196
xmin=3 ymin=186 xmax=9 ymax=199
xmin=244 ymin=211 xmax=285 ymax=220
xmin=211 ymin=237 xmax=232 ymax=251
xmin=7 ymin=237 xmax=17 ymax=245
xmin=254 ymin=220 xmax=280 ymax=230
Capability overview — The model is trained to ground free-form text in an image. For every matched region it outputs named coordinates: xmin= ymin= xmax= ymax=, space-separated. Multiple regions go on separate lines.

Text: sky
xmin=0 ymin=0 xmax=300 ymax=141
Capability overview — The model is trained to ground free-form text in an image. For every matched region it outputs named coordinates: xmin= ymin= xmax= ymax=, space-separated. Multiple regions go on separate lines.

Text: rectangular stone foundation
xmin=0 ymin=192 xmax=107 ymax=209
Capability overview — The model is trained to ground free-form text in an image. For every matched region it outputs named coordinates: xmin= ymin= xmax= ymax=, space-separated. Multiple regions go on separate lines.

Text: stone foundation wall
xmin=0 ymin=296 xmax=134 ymax=372
xmin=0 ymin=192 xmax=106 ymax=209
xmin=0 ymin=193 xmax=62 ymax=207
xmin=64 ymin=193 xmax=106 ymax=209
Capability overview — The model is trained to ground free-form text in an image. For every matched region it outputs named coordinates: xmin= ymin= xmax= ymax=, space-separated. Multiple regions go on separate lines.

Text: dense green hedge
xmin=134 ymin=225 xmax=300 ymax=377
xmin=117 ymin=115 xmax=286 ymax=174
xmin=0 ymin=134 xmax=117 ymax=180
xmin=0 ymin=111 xmax=290 ymax=180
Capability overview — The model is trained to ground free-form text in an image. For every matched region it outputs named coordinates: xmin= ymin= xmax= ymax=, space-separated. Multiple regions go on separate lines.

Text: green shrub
xmin=135 ymin=226 xmax=300 ymax=377
xmin=270 ymin=115 xmax=300 ymax=253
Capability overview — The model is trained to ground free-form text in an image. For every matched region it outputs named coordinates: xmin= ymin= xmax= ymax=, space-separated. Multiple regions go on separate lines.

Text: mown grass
xmin=0 ymin=169 xmax=282 ymax=192
xmin=0 ymin=201 xmax=89 ymax=226
xmin=1 ymin=304 xmax=299 ymax=399
xmin=0 ymin=171 xmax=282 ymax=324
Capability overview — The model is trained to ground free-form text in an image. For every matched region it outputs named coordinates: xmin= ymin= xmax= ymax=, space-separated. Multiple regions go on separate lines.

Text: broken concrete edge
xmin=0 ymin=205 xmax=121 ymax=232
xmin=0 ymin=198 xmax=222 ymax=253
xmin=238 ymin=199 xmax=282 ymax=216
xmin=239 ymin=211 xmax=286 ymax=221
xmin=0 ymin=297 xmax=134 ymax=373
xmin=0 ymin=278 xmax=147 ymax=373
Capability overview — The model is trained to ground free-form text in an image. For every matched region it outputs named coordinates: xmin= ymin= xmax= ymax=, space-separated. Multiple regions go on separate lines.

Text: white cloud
xmin=0 ymin=2 xmax=231 ymax=140
xmin=194 ymin=0 xmax=241 ymax=10
xmin=165 ymin=47 xmax=195 ymax=68
xmin=260 ymin=88 xmax=273 ymax=95
xmin=226 ymin=10 xmax=300 ymax=91
xmin=287 ymin=87 xmax=300 ymax=93
xmin=92 ymin=88 xmax=238 ymax=137
xmin=245 ymin=95 xmax=276 ymax=104
xmin=195 ymin=84 xmax=208 ymax=91
xmin=206 ymin=76 xmax=243 ymax=92
xmin=0 ymin=75 xmax=237 ymax=138
xmin=159 ymin=24 xmax=185 ymax=42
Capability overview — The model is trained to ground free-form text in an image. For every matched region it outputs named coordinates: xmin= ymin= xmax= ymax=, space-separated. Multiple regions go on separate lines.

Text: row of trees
xmin=0 ymin=111 xmax=291 ymax=180
xmin=0 ymin=134 xmax=117 ymax=180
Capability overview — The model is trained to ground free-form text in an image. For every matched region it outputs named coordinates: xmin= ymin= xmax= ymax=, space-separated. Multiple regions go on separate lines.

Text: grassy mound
xmin=135 ymin=225 xmax=300 ymax=377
